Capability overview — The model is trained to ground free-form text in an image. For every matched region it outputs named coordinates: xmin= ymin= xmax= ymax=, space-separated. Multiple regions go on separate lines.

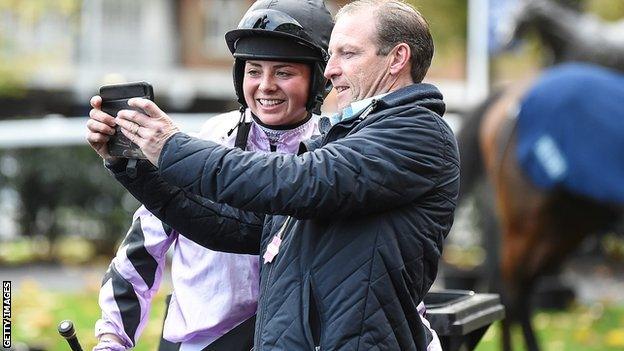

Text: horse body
xmin=459 ymin=63 xmax=624 ymax=351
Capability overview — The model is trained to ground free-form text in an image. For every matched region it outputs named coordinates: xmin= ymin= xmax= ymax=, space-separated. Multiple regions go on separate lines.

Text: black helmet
xmin=225 ymin=0 xmax=334 ymax=114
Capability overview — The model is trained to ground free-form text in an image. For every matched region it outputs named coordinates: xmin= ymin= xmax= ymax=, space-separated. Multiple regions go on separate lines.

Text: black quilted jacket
xmin=110 ymin=83 xmax=459 ymax=350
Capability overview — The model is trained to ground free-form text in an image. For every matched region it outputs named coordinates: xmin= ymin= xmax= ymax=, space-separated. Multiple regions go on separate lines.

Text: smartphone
xmin=99 ymin=82 xmax=154 ymax=159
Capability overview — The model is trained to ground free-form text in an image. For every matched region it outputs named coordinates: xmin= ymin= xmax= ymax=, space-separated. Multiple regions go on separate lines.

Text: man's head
xmin=226 ymin=0 xmax=334 ymax=121
xmin=325 ymin=0 xmax=434 ymax=110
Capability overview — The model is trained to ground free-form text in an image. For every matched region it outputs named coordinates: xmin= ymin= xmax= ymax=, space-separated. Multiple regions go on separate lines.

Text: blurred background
xmin=1 ymin=0 xmax=623 ymax=350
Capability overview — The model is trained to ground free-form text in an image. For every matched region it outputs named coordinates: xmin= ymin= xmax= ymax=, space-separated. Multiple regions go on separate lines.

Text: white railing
xmin=0 ymin=111 xmax=461 ymax=150
xmin=0 ymin=114 xmax=214 ymax=149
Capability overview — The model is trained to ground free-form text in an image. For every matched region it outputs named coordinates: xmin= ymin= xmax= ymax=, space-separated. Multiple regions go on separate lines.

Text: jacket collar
xmin=376 ymin=83 xmax=445 ymax=116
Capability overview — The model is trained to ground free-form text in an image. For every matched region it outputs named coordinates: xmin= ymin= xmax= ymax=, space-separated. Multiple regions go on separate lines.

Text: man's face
xmin=324 ymin=10 xmax=393 ymax=110
xmin=243 ymin=60 xmax=311 ymax=126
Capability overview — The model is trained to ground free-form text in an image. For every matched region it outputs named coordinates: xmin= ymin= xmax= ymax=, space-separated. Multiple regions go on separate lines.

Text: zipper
xmin=275 ymin=216 xmax=292 ymax=240
xmin=309 ymin=278 xmax=323 ymax=350
xmin=255 ymin=216 xmax=293 ymax=350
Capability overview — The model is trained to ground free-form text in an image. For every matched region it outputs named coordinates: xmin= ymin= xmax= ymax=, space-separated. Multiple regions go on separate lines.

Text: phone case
xmin=100 ymin=82 xmax=154 ymax=159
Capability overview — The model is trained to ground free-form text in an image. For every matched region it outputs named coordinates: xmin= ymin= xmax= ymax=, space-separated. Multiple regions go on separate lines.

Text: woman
xmin=86 ymin=1 xmax=333 ymax=350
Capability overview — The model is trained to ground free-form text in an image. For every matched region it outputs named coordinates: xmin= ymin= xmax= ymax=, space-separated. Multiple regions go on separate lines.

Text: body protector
xmin=225 ymin=0 xmax=333 ymax=114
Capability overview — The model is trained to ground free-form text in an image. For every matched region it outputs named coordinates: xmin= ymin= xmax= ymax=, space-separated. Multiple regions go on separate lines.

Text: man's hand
xmin=115 ymin=98 xmax=180 ymax=166
xmin=86 ymin=95 xmax=118 ymax=162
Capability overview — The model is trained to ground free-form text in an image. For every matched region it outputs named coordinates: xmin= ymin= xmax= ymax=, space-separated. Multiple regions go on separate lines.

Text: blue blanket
xmin=517 ymin=63 xmax=624 ymax=204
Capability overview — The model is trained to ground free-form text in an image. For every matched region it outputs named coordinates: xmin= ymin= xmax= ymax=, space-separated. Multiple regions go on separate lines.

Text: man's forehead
xmin=329 ymin=12 xmax=376 ymax=49
xmin=328 ymin=41 xmax=361 ymax=54
xmin=335 ymin=9 xmax=375 ymax=30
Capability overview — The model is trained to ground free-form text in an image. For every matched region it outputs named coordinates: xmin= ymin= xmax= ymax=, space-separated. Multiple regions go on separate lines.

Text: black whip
xmin=57 ymin=320 xmax=84 ymax=351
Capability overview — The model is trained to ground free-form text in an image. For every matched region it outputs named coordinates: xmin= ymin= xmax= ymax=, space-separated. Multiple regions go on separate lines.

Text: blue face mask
xmin=330 ymin=93 xmax=389 ymax=125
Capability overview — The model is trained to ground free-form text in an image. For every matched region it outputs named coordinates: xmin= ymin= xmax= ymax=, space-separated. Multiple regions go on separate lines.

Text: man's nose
xmin=324 ymin=56 xmax=340 ymax=80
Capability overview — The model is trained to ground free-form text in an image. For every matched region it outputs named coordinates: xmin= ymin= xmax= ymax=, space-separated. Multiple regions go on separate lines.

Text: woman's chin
xmin=256 ymin=113 xmax=288 ymax=126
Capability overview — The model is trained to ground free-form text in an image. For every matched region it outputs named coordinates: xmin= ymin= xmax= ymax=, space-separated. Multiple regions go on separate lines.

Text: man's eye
xmin=343 ymin=51 xmax=355 ymax=59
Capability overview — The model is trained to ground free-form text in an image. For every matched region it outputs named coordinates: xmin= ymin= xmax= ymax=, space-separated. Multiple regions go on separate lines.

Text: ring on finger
xmin=133 ymin=123 xmax=140 ymax=135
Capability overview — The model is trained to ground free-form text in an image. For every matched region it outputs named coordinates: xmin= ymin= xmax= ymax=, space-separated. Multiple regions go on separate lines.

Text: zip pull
xmin=263 ymin=217 xmax=292 ymax=264
xmin=263 ymin=236 xmax=282 ymax=264
xmin=358 ymin=99 xmax=378 ymax=121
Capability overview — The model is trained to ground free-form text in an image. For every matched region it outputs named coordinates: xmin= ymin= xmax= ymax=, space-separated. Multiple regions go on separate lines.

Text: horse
xmin=457 ymin=62 xmax=624 ymax=351
xmin=454 ymin=1 xmax=624 ymax=349
xmin=503 ymin=0 xmax=624 ymax=72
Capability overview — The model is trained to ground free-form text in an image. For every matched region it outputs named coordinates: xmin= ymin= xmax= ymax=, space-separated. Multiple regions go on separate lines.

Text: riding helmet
xmin=225 ymin=0 xmax=334 ymax=114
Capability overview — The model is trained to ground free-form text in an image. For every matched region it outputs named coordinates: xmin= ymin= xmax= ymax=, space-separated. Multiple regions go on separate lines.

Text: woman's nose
xmin=259 ymin=74 xmax=277 ymax=92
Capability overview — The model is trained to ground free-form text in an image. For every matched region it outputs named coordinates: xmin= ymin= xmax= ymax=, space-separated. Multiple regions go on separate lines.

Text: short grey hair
xmin=336 ymin=0 xmax=434 ymax=83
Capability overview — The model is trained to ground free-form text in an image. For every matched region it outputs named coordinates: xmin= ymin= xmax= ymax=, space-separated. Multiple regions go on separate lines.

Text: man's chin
xmin=336 ymin=97 xmax=353 ymax=111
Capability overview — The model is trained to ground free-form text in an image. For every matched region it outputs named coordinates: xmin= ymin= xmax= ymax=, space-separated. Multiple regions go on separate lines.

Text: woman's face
xmin=243 ymin=60 xmax=311 ymax=126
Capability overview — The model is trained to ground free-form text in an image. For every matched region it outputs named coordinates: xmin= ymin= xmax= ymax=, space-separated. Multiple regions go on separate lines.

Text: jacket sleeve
xmin=95 ymin=206 xmax=175 ymax=348
xmin=158 ymin=108 xmax=460 ymax=219
xmin=108 ymin=159 xmax=263 ymax=254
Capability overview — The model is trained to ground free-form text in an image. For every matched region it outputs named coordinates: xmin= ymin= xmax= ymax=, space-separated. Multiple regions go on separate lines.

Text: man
xmin=102 ymin=1 xmax=459 ymax=349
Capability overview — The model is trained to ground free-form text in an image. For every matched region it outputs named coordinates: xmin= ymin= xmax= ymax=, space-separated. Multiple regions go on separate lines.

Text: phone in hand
xmin=99 ymin=81 xmax=154 ymax=159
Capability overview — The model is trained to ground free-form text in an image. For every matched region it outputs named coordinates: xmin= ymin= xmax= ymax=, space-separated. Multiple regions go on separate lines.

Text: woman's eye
xmin=276 ymin=71 xmax=293 ymax=78
xmin=246 ymin=70 xmax=260 ymax=76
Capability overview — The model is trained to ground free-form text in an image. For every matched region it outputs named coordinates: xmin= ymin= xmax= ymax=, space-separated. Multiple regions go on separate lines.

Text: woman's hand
xmin=86 ymin=95 xmax=118 ymax=162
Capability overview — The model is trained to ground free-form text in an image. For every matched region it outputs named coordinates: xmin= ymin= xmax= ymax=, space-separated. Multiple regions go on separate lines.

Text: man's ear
xmin=388 ymin=43 xmax=411 ymax=76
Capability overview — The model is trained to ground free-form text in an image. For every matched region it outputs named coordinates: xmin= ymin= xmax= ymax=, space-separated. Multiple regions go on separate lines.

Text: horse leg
xmin=499 ymin=217 xmax=543 ymax=351
xmin=490 ymin=170 xmax=546 ymax=351
xmin=503 ymin=192 xmax=618 ymax=351
xmin=477 ymin=82 xmax=534 ymax=351
xmin=487 ymin=124 xmax=549 ymax=350
xmin=500 ymin=314 xmax=513 ymax=351
xmin=518 ymin=288 xmax=540 ymax=351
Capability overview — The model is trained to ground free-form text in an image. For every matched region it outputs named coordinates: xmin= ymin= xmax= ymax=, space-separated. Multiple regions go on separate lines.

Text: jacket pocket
xmin=303 ymin=275 xmax=322 ymax=350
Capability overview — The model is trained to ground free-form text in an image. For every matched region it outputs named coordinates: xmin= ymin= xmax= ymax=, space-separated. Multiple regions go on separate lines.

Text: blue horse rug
xmin=517 ymin=63 xmax=624 ymax=204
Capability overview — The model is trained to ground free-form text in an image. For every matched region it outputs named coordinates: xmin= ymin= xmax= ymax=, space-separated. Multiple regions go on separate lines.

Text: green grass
xmin=476 ymin=304 xmax=624 ymax=351
xmin=12 ymin=281 xmax=166 ymax=351
xmin=12 ymin=282 xmax=624 ymax=351
xmin=0 ymin=237 xmax=100 ymax=266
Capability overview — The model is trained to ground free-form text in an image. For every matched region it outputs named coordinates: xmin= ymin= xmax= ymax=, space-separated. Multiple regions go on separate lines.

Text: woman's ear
xmin=388 ymin=43 xmax=411 ymax=76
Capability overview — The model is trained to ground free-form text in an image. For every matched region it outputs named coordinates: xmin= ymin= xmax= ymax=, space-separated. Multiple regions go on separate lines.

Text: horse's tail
xmin=457 ymin=89 xmax=504 ymax=201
